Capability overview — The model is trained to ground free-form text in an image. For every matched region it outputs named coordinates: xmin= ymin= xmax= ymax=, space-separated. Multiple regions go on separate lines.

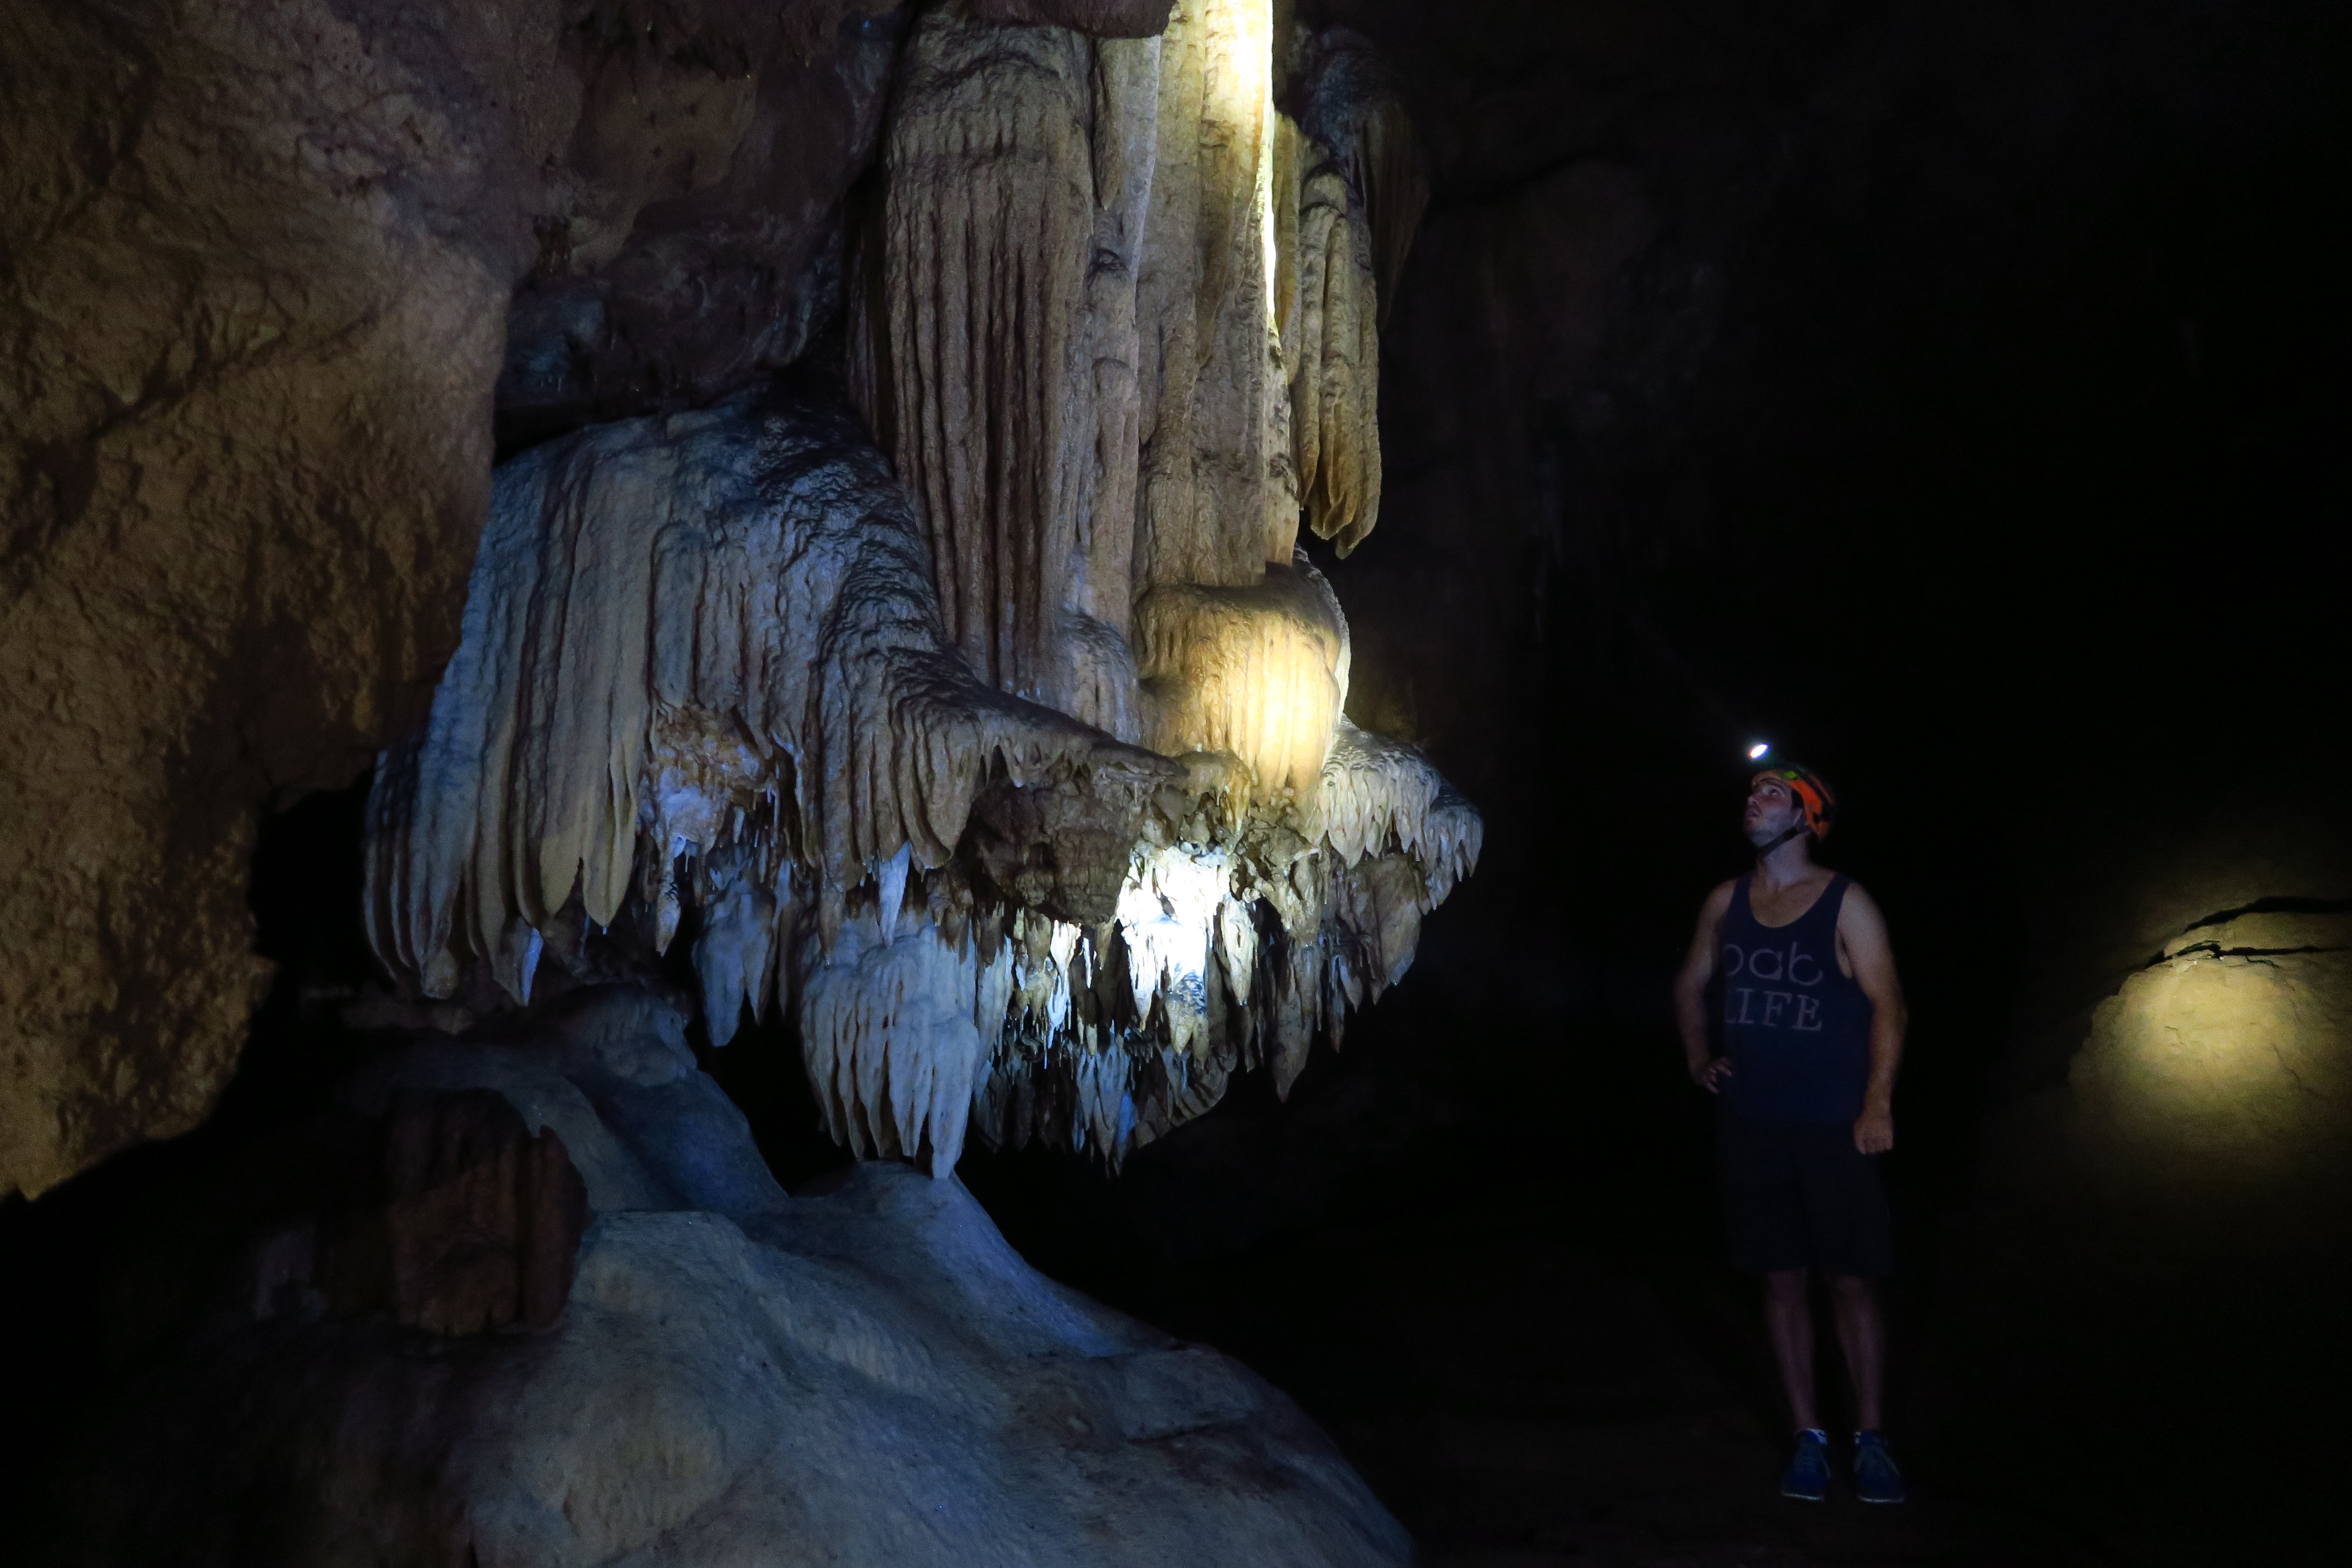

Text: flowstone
xmin=61 ymin=990 xmax=1411 ymax=1567
xmin=365 ymin=377 xmax=1477 ymax=1171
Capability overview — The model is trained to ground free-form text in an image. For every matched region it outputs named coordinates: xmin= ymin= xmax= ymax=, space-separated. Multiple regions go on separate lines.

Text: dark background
xmin=965 ymin=1 xmax=2352 ymax=1559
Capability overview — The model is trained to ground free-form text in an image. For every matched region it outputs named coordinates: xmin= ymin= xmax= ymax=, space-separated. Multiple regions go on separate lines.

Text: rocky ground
xmin=1110 ymin=1186 xmax=2109 ymax=1567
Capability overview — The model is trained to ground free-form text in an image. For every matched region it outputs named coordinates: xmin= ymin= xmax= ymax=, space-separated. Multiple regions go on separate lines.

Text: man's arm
xmin=1838 ymin=884 xmax=1908 ymax=1154
xmin=1674 ymin=881 xmax=1738 ymax=1092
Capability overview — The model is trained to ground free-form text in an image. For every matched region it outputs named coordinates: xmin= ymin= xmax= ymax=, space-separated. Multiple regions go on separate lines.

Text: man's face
xmin=1744 ymin=777 xmax=1804 ymax=847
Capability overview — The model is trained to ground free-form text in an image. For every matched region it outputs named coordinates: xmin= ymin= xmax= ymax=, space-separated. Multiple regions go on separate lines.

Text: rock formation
xmin=0 ymin=0 xmax=901 ymax=1202
xmin=365 ymin=0 xmax=1478 ymax=1174
xmin=62 ymin=989 xmax=1412 ymax=1567
xmin=18 ymin=4 xmax=1469 ymax=1559
xmin=0 ymin=0 xmax=1448 ymax=1203
xmin=364 ymin=375 xmax=1476 ymax=1172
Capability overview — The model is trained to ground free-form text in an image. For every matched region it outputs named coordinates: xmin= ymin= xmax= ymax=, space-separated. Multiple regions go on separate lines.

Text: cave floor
xmin=1103 ymin=1184 xmax=2107 ymax=1568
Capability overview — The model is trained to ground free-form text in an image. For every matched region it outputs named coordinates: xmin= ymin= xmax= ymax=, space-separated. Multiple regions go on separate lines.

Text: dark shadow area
xmin=0 ymin=773 xmax=383 ymax=1546
xmin=959 ymin=1 xmax=2352 ymax=1562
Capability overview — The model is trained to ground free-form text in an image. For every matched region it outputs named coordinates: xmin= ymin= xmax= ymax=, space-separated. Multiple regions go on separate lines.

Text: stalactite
xmin=959 ymin=721 xmax=1481 ymax=1164
xmin=1275 ymin=119 xmax=1382 ymax=554
xmin=796 ymin=904 xmax=1010 ymax=1173
xmin=1297 ymin=27 xmax=1430 ymax=328
xmin=365 ymin=5 xmax=1474 ymax=1179
xmin=850 ymin=11 xmax=1166 ymax=741
xmin=364 ymin=386 xmax=1174 ymax=1007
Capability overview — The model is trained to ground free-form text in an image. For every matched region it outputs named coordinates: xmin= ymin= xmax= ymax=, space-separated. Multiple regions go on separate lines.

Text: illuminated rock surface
xmin=364 ymin=378 xmax=1476 ymax=1172
xmin=12 ymin=7 xmax=1464 ymax=1556
xmin=366 ymin=1 xmax=1473 ymax=1177
xmin=2073 ymin=905 xmax=2352 ymax=1183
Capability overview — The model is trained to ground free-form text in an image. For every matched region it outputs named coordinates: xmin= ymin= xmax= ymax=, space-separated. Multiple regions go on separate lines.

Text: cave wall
xmin=1301 ymin=0 xmax=2349 ymax=1128
xmin=0 ymin=0 xmax=902 ymax=1200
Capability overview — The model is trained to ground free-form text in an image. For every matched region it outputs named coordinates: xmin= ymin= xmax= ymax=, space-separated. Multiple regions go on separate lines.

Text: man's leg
xmin=1763 ymin=1268 xmax=1818 ymax=1430
xmin=1829 ymin=1272 xmax=1884 ymax=1432
xmin=1831 ymin=1271 xmax=1905 ymax=1501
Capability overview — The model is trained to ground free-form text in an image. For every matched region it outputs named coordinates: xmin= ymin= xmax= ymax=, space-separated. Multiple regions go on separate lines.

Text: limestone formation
xmin=1133 ymin=0 xmax=1294 ymax=585
xmin=352 ymin=3 xmax=1470 ymax=1175
xmin=495 ymin=2 xmax=905 ymax=450
xmin=972 ymin=0 xmax=1178 ymax=35
xmin=1292 ymin=26 xmax=1429 ymax=327
xmin=850 ymin=3 xmax=1406 ymax=766
xmin=846 ymin=15 xmax=1114 ymax=712
xmin=1134 ymin=557 xmax=1352 ymax=798
xmin=362 ymin=382 xmax=1168 ymax=999
xmin=364 ymin=378 xmax=1477 ymax=1171
xmin=0 ymin=0 xmax=899 ymax=1201
xmin=0 ymin=0 xmax=1461 ymax=1207
xmin=320 ymin=1089 xmax=591 ymax=1336
xmin=61 ymin=990 xmax=1412 ymax=1567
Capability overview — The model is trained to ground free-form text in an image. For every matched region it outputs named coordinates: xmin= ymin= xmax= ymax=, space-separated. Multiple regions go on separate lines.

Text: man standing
xmin=1673 ymin=764 xmax=1909 ymax=1504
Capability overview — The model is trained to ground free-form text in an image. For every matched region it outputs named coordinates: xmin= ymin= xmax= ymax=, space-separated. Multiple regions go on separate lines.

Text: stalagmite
xmin=366 ymin=3 xmax=1476 ymax=1175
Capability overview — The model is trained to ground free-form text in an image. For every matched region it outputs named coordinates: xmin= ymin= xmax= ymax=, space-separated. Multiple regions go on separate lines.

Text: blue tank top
xmin=1718 ymin=873 xmax=1871 ymax=1124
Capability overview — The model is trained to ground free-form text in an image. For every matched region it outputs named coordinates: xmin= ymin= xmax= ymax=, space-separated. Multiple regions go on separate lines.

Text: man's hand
xmin=1689 ymin=1055 xmax=1735 ymax=1094
xmin=1854 ymin=1101 xmax=1894 ymax=1155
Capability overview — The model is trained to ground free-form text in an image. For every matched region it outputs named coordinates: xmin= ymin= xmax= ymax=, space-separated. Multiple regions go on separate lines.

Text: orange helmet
xmin=1751 ymin=764 xmax=1838 ymax=840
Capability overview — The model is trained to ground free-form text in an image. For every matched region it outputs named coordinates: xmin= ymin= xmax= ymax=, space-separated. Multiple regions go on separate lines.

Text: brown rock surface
xmin=0 ymin=0 xmax=897 ymax=1200
xmin=494 ymin=1 xmax=903 ymax=450
xmin=972 ymin=0 xmax=1177 ymax=37
xmin=0 ymin=0 xmax=558 ymax=1202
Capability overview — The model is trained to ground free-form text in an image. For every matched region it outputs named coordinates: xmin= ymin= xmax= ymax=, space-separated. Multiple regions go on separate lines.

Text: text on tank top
xmin=1718 ymin=872 xmax=1872 ymax=1124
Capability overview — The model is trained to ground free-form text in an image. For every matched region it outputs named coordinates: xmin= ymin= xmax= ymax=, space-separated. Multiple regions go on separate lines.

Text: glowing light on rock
xmin=2072 ymin=908 xmax=2351 ymax=1178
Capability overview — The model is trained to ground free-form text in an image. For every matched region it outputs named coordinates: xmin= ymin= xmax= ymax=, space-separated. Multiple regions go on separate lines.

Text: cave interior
xmin=3 ymin=2 xmax=2347 ymax=1565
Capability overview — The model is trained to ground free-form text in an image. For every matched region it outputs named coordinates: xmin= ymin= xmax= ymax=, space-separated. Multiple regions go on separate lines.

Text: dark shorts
xmin=1718 ymin=1112 xmax=1894 ymax=1277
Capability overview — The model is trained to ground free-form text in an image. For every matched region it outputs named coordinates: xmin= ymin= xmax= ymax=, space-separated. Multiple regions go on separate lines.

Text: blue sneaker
xmin=1853 ymin=1430 xmax=1907 ymax=1504
xmin=1780 ymin=1429 xmax=1831 ymax=1501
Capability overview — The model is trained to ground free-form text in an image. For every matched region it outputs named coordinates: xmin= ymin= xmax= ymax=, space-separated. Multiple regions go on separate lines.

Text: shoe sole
xmin=1780 ymin=1487 xmax=1827 ymax=1501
